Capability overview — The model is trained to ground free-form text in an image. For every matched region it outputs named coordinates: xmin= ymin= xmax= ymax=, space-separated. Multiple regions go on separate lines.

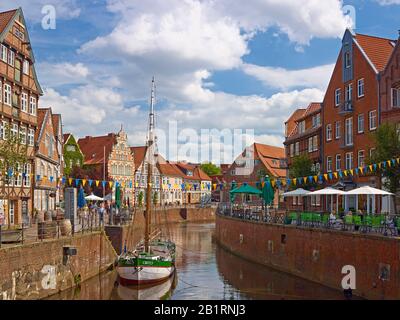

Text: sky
xmin=1 ymin=0 xmax=400 ymax=163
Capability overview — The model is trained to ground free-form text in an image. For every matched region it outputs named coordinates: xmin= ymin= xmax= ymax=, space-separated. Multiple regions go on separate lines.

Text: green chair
xmin=344 ymin=215 xmax=353 ymax=231
xmin=353 ymin=216 xmax=362 ymax=231
xmin=322 ymin=214 xmax=329 ymax=228
xmin=371 ymin=215 xmax=382 ymax=233
xmin=312 ymin=213 xmax=321 ymax=227
xmin=361 ymin=215 xmax=372 ymax=233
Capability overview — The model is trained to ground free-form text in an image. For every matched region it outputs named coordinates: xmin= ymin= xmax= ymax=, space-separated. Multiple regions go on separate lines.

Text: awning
xmin=85 ymin=194 xmax=104 ymax=201
xmin=230 ymin=184 xmax=262 ymax=195
xmin=346 ymin=186 xmax=394 ymax=196
xmin=282 ymin=188 xmax=310 ymax=197
xmin=308 ymin=187 xmax=347 ymax=195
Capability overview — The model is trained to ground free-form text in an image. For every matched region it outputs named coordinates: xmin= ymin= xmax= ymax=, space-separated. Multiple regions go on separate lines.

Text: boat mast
xmin=144 ymin=77 xmax=156 ymax=253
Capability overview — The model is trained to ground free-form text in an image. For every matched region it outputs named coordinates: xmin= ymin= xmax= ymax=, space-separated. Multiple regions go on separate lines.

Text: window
xmin=327 ymin=156 xmax=332 ymax=173
xmin=0 ymin=80 xmax=2 ymax=103
xmin=308 ymin=137 xmax=313 ymax=153
xmin=345 ymin=51 xmax=351 ymax=68
xmin=335 ymin=121 xmax=341 ymax=139
xmin=357 ymin=78 xmax=364 ymax=97
xmin=9 ymin=201 xmax=15 ymax=225
xmin=1 ymin=44 xmax=7 ymax=62
xmin=23 ymin=163 xmax=31 ymax=187
xmin=358 ymin=150 xmax=365 ymax=167
xmin=298 ymin=121 xmax=305 ymax=134
xmin=336 ymin=154 xmax=341 ymax=171
xmin=14 ymin=163 xmax=21 ymax=187
xmin=290 ymin=144 xmax=294 ymax=157
xmin=295 ymin=142 xmax=299 ymax=156
xmin=335 ymin=88 xmax=341 ymax=107
xmin=345 ymin=152 xmax=353 ymax=170
xmin=392 ymin=88 xmax=400 ymax=108
xmin=4 ymin=83 xmax=11 ymax=106
xmin=313 ymin=136 xmax=318 ymax=152
xmin=11 ymin=123 xmax=18 ymax=138
xmin=23 ymin=60 xmax=29 ymax=75
xmin=29 ymin=96 xmax=36 ymax=115
xmin=18 ymin=93 xmax=27 ymax=113
xmin=345 ymin=117 xmax=353 ymax=146
xmin=312 ymin=114 xmax=320 ymax=127
xmin=0 ymin=121 xmax=7 ymax=140
xmin=8 ymin=50 xmax=14 ymax=66
xmin=326 ymin=124 xmax=332 ymax=141
xmin=369 ymin=110 xmax=377 ymax=130
xmin=19 ymin=127 xmax=26 ymax=144
xmin=14 ymin=59 xmax=21 ymax=82
xmin=345 ymin=83 xmax=353 ymax=102
xmin=357 ymin=114 xmax=364 ymax=133
xmin=28 ymin=128 xmax=34 ymax=146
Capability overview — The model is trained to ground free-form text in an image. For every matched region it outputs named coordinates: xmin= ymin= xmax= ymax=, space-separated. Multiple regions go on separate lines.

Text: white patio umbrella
xmin=85 ymin=194 xmax=104 ymax=201
xmin=282 ymin=188 xmax=311 ymax=197
xmin=346 ymin=186 xmax=394 ymax=214
xmin=308 ymin=187 xmax=347 ymax=213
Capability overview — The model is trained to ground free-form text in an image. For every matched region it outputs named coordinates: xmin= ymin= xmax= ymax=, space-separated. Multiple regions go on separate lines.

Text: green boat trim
xmin=118 ymin=256 xmax=174 ymax=268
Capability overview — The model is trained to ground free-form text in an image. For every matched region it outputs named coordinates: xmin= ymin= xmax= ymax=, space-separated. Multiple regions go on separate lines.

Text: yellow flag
xmin=271 ymin=180 xmax=276 ymax=188
xmin=109 ymin=181 xmax=113 ymax=188
xmin=343 ymin=170 xmax=348 ymax=177
xmin=324 ymin=174 xmax=328 ymax=181
xmin=333 ymin=172 xmax=338 ymax=179
xmin=281 ymin=179 xmax=286 ymax=187
xmin=303 ymin=177 xmax=307 ymax=184
xmin=369 ymin=165 xmax=373 ymax=172
xmin=397 ymin=158 xmax=400 ymax=164
xmin=387 ymin=160 xmax=391 ymax=167
xmin=313 ymin=176 xmax=318 ymax=182
xmin=82 ymin=179 xmax=87 ymax=186
xmin=95 ymin=180 xmax=100 ymax=187
xmin=68 ymin=178 xmax=73 ymax=185
xmin=350 ymin=169 xmax=354 ymax=176
xmin=293 ymin=179 xmax=297 ymax=186
xmin=378 ymin=163 xmax=382 ymax=169
xmin=359 ymin=167 xmax=363 ymax=174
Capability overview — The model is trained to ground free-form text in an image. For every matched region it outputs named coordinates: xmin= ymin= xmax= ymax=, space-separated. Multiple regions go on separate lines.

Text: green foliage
xmin=200 ymin=162 xmax=221 ymax=176
xmin=63 ymin=135 xmax=84 ymax=176
xmin=369 ymin=123 xmax=400 ymax=197
xmin=289 ymin=154 xmax=316 ymax=179
xmin=138 ymin=191 xmax=144 ymax=207
xmin=152 ymin=191 xmax=158 ymax=205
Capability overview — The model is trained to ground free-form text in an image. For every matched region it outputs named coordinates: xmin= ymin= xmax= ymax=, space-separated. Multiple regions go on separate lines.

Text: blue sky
xmin=2 ymin=0 xmax=400 ymax=163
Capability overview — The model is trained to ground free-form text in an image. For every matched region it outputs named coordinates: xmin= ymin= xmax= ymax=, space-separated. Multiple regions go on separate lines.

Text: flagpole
xmin=103 ymin=146 xmax=106 ymax=200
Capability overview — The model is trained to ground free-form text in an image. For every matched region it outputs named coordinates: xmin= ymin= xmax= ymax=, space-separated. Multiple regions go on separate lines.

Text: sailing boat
xmin=117 ymin=77 xmax=176 ymax=285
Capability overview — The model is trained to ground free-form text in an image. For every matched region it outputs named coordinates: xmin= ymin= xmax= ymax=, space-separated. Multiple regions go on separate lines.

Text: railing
xmin=217 ymin=204 xmax=400 ymax=238
xmin=339 ymin=100 xmax=353 ymax=114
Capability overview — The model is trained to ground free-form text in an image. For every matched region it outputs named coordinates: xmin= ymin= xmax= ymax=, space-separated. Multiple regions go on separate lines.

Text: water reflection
xmin=47 ymin=222 xmax=350 ymax=300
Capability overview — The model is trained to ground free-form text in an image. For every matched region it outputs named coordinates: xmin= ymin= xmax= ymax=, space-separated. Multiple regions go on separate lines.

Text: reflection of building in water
xmin=215 ymin=246 xmax=353 ymax=300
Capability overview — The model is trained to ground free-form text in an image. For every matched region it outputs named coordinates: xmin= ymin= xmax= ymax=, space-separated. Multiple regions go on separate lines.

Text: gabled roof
xmin=51 ymin=114 xmax=61 ymax=138
xmin=0 ymin=9 xmax=16 ymax=34
xmin=63 ymin=134 xmax=71 ymax=144
xmin=157 ymin=162 xmax=184 ymax=177
xmin=354 ymin=33 xmax=396 ymax=73
xmin=253 ymin=143 xmax=286 ymax=178
xmin=78 ymin=134 xmax=117 ymax=166
xmin=35 ymin=108 xmax=50 ymax=143
xmin=174 ymin=162 xmax=211 ymax=181
xmin=130 ymin=146 xmax=148 ymax=170
xmin=285 ymin=108 xmax=306 ymax=138
xmin=297 ymin=102 xmax=321 ymax=121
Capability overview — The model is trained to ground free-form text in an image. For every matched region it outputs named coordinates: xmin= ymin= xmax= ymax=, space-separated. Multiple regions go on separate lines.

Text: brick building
xmin=284 ymin=103 xmax=323 ymax=211
xmin=222 ymin=143 xmax=287 ymax=207
xmin=322 ymin=29 xmax=395 ymax=212
xmin=34 ymin=108 xmax=62 ymax=213
xmin=0 ymin=8 xmax=42 ymax=225
xmin=78 ymin=128 xmax=135 ymax=205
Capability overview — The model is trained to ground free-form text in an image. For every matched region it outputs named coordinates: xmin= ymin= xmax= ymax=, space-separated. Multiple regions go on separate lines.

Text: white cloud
xmin=242 ymin=63 xmax=335 ymax=90
xmin=376 ymin=0 xmax=400 ymax=5
xmin=0 ymin=0 xmax=81 ymax=21
xmin=37 ymin=62 xmax=89 ymax=86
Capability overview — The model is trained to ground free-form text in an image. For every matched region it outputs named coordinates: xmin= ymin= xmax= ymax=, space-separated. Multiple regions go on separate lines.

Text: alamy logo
xmin=341 ymin=265 xmax=356 ymax=290
xmin=41 ymin=5 xmax=56 ymax=30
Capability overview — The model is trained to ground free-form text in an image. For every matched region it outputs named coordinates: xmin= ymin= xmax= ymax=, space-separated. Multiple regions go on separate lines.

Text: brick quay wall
xmin=106 ymin=206 xmax=216 ymax=255
xmin=215 ymin=214 xmax=400 ymax=300
xmin=0 ymin=231 xmax=117 ymax=300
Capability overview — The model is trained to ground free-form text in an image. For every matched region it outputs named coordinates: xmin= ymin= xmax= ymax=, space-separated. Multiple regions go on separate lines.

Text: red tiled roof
xmin=195 ymin=167 xmax=212 ymax=181
xmin=0 ymin=9 xmax=16 ymax=34
xmin=63 ymin=133 xmax=71 ymax=144
xmin=35 ymin=108 xmax=49 ymax=141
xmin=157 ymin=162 xmax=184 ymax=177
xmin=298 ymin=102 xmax=321 ymax=120
xmin=286 ymin=108 xmax=306 ymax=138
xmin=253 ymin=143 xmax=286 ymax=178
xmin=130 ymin=146 xmax=147 ymax=170
xmin=78 ymin=134 xmax=116 ymax=166
xmin=51 ymin=114 xmax=61 ymax=138
xmin=355 ymin=33 xmax=396 ymax=72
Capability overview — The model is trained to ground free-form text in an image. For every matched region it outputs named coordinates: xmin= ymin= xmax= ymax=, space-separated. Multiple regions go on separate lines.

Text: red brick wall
xmin=0 ymin=232 xmax=116 ymax=300
xmin=216 ymin=215 xmax=400 ymax=299
xmin=323 ymin=43 xmax=379 ymax=187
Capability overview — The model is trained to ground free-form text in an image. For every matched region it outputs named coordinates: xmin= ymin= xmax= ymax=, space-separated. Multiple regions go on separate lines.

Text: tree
xmin=369 ymin=123 xmax=400 ymax=213
xmin=289 ymin=154 xmax=316 ymax=179
xmin=200 ymin=162 xmax=221 ymax=176
xmin=0 ymin=125 xmax=28 ymax=228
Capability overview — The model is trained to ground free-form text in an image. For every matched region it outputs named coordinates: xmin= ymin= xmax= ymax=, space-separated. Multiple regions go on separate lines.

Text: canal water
xmin=47 ymin=222 xmax=348 ymax=300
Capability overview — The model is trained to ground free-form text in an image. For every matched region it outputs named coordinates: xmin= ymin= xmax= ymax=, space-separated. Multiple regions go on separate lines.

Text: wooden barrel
xmin=59 ymin=219 xmax=72 ymax=236
xmin=38 ymin=221 xmax=58 ymax=239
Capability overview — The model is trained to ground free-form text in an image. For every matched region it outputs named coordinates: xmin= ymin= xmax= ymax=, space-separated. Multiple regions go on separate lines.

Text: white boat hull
xmin=117 ymin=265 xmax=175 ymax=285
